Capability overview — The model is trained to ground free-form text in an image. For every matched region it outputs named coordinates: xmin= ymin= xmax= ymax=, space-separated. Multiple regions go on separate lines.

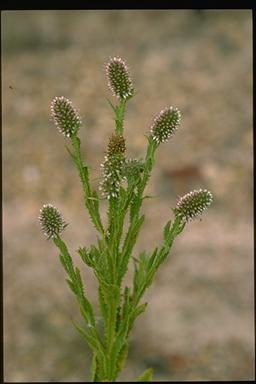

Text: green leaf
xmin=75 ymin=267 xmax=84 ymax=296
xmin=98 ymin=285 xmax=108 ymax=323
xmin=71 ymin=319 xmax=99 ymax=351
xmin=78 ymin=247 xmax=94 ymax=267
xmin=106 ymin=97 xmax=117 ymax=114
xmin=122 ymin=286 xmax=131 ymax=320
xmin=163 ymin=219 xmax=172 ymax=242
xmin=132 ymin=251 xmax=149 ymax=294
xmin=120 ymin=215 xmax=145 ymax=279
xmin=147 ymin=247 xmax=158 ymax=270
xmin=65 ymin=145 xmax=79 ymax=166
xmin=116 ymin=342 xmax=128 ymax=375
xmin=130 ymin=194 xmax=141 ymax=222
xmin=110 ymin=287 xmax=131 ymax=372
xmin=129 ymin=303 xmax=147 ymax=331
xmin=78 ymin=294 xmax=96 ymax=327
xmin=66 ymin=278 xmax=77 ymax=295
xmin=136 ymin=368 xmax=154 ymax=382
xmin=59 ymin=254 xmax=71 ymax=275
xmin=54 ymin=237 xmax=75 ymax=278
xmin=91 ymin=352 xmax=99 ymax=382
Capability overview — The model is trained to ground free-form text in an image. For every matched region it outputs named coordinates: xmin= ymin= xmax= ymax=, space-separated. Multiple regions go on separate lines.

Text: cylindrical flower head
xmin=99 ymin=134 xmax=126 ymax=199
xmin=51 ymin=96 xmax=81 ymax=137
xmin=150 ymin=106 xmax=181 ymax=144
xmin=99 ymin=154 xmax=125 ymax=199
xmin=105 ymin=56 xmax=134 ymax=99
xmin=175 ymin=189 xmax=213 ymax=222
xmin=39 ymin=204 xmax=67 ymax=238
xmin=107 ymin=134 xmax=126 ymax=157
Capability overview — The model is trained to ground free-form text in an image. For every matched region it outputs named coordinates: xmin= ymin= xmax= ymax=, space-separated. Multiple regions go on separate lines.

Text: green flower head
xmin=39 ymin=204 xmax=68 ymax=238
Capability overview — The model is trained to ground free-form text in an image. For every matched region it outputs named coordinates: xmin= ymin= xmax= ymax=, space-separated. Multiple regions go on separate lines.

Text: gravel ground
xmin=2 ymin=10 xmax=254 ymax=381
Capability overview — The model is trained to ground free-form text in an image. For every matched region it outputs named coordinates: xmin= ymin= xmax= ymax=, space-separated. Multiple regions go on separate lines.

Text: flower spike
xmin=51 ymin=96 xmax=81 ymax=138
xmin=105 ymin=56 xmax=134 ymax=99
xmin=150 ymin=106 xmax=181 ymax=144
xmin=99 ymin=134 xmax=126 ymax=199
xmin=107 ymin=134 xmax=126 ymax=157
xmin=174 ymin=189 xmax=213 ymax=223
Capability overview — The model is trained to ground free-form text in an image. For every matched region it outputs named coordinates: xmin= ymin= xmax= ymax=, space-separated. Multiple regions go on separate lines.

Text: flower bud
xmin=51 ymin=96 xmax=81 ymax=138
xmin=105 ymin=56 xmax=134 ymax=99
xmin=99 ymin=154 xmax=125 ymax=199
xmin=123 ymin=158 xmax=144 ymax=182
xmin=150 ymin=106 xmax=181 ymax=144
xmin=174 ymin=189 xmax=213 ymax=222
xmin=107 ymin=134 xmax=126 ymax=157
xmin=39 ymin=204 xmax=67 ymax=238
xmin=99 ymin=135 xmax=126 ymax=199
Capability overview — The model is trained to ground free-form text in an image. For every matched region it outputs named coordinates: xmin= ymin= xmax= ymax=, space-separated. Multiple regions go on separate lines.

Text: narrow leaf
xmin=66 ymin=278 xmax=77 ymax=295
xmin=71 ymin=319 xmax=98 ymax=351
xmin=106 ymin=97 xmax=117 ymax=113
xmin=163 ymin=219 xmax=172 ymax=241
xmin=116 ymin=342 xmax=128 ymax=375
xmin=65 ymin=145 xmax=79 ymax=166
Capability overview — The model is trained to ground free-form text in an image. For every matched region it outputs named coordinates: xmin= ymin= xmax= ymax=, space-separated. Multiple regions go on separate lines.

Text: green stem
xmin=70 ymin=135 xmax=105 ymax=236
xmin=115 ymin=98 xmax=127 ymax=135
xmin=53 ymin=236 xmax=106 ymax=364
xmin=98 ymin=94 xmax=134 ymax=381
xmin=133 ymin=216 xmax=184 ymax=307
xmin=105 ymin=198 xmax=121 ymax=380
xmin=138 ymin=137 xmax=158 ymax=202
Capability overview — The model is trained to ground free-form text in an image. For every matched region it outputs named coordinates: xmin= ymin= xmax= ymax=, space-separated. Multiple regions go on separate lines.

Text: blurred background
xmin=2 ymin=10 xmax=254 ymax=381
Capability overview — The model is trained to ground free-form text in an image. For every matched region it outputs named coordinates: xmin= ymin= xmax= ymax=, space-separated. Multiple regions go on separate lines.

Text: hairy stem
xmin=70 ymin=135 xmax=105 ymax=236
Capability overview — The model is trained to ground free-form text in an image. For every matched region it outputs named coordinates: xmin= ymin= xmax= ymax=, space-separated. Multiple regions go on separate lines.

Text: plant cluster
xmin=39 ymin=56 xmax=213 ymax=382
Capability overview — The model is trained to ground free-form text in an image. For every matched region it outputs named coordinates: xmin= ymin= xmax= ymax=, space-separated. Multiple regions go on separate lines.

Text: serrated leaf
xmin=78 ymin=294 xmax=96 ymax=328
xmin=54 ymin=238 xmax=75 ymax=278
xmin=129 ymin=303 xmax=147 ymax=331
xmin=163 ymin=219 xmax=172 ymax=242
xmin=59 ymin=254 xmax=71 ymax=275
xmin=78 ymin=247 xmax=94 ymax=267
xmin=75 ymin=267 xmax=84 ymax=296
xmin=98 ymin=285 xmax=108 ymax=323
xmin=91 ymin=353 xmax=98 ymax=382
xmin=66 ymin=278 xmax=77 ymax=295
xmin=120 ymin=215 xmax=145 ymax=279
xmin=71 ymin=319 xmax=98 ymax=351
xmin=116 ymin=342 xmax=128 ymax=375
xmin=133 ymin=302 xmax=147 ymax=319
xmin=147 ymin=247 xmax=158 ymax=270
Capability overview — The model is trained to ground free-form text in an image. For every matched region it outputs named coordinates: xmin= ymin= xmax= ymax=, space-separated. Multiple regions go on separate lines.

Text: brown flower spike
xmin=105 ymin=56 xmax=134 ymax=99
xmin=51 ymin=96 xmax=81 ymax=138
